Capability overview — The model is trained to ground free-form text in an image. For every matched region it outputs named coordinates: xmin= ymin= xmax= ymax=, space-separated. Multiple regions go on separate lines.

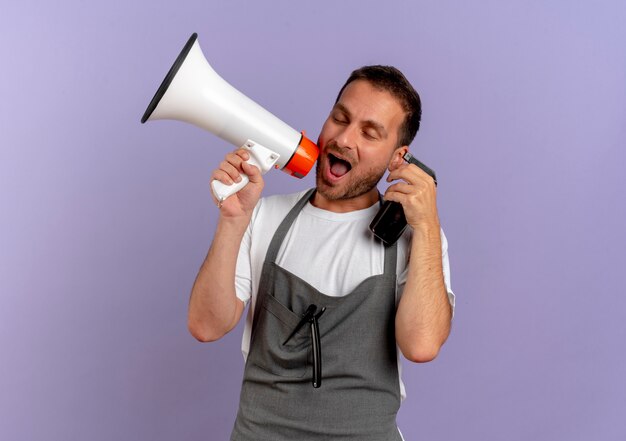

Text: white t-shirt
xmin=235 ymin=189 xmax=455 ymax=400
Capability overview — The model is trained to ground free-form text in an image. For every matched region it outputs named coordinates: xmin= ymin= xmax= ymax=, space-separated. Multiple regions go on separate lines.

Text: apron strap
xmin=264 ymin=188 xmax=316 ymax=264
xmin=383 ymin=239 xmax=398 ymax=275
xmin=378 ymin=193 xmax=398 ymax=276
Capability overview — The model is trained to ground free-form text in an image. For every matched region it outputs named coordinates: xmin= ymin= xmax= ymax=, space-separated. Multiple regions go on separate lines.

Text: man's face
xmin=316 ymin=80 xmax=406 ymax=201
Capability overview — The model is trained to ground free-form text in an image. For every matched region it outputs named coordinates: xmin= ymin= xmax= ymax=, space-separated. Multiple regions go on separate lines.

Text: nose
xmin=334 ymin=123 xmax=359 ymax=150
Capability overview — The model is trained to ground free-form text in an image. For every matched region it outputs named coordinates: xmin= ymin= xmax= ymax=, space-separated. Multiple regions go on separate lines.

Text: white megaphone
xmin=141 ymin=33 xmax=319 ymax=202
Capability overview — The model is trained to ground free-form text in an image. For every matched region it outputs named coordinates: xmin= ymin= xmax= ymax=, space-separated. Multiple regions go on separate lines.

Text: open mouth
xmin=328 ymin=153 xmax=352 ymax=178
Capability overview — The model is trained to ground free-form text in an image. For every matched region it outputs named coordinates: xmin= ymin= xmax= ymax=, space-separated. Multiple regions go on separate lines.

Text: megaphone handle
xmin=211 ymin=174 xmax=251 ymax=202
xmin=210 ymin=140 xmax=280 ymax=203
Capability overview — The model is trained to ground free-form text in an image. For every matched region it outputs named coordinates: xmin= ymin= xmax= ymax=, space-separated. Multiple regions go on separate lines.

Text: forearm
xmin=395 ymin=222 xmax=452 ymax=362
xmin=188 ymin=217 xmax=247 ymax=342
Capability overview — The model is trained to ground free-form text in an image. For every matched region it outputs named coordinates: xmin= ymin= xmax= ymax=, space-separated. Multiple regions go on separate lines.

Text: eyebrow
xmin=334 ymin=103 xmax=388 ymax=139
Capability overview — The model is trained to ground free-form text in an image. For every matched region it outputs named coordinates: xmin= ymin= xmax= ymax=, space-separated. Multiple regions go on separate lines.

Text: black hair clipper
xmin=369 ymin=152 xmax=437 ymax=246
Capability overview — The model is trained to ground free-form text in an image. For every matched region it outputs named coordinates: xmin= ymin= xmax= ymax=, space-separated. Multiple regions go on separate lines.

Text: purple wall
xmin=2 ymin=1 xmax=625 ymax=440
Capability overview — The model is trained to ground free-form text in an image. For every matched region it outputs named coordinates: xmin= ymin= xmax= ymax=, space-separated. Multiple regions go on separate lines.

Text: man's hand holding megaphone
xmin=210 ymin=148 xmax=265 ymax=221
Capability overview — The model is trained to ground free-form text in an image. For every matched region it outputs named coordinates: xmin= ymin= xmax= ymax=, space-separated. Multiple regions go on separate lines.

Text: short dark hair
xmin=335 ymin=65 xmax=422 ymax=147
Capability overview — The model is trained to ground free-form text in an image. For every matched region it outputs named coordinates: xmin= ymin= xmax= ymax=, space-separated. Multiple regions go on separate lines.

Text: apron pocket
xmin=248 ymin=294 xmax=310 ymax=378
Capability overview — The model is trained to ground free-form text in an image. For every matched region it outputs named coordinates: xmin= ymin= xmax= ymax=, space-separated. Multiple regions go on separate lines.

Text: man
xmin=188 ymin=66 xmax=454 ymax=440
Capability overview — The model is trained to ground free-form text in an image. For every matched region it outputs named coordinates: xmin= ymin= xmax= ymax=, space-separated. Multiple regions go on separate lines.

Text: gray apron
xmin=231 ymin=189 xmax=402 ymax=441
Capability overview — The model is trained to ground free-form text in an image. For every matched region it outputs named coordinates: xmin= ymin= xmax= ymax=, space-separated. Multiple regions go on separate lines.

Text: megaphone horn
xmin=141 ymin=33 xmax=319 ymax=202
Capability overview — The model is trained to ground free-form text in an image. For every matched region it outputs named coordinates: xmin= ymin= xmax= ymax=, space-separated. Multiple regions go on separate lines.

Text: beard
xmin=315 ymin=144 xmax=388 ymax=201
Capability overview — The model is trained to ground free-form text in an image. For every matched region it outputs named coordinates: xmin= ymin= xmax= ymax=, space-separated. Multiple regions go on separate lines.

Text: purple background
xmin=1 ymin=1 xmax=625 ymax=440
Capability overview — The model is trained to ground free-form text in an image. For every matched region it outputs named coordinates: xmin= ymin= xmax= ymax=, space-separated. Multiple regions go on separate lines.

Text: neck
xmin=310 ymin=187 xmax=380 ymax=213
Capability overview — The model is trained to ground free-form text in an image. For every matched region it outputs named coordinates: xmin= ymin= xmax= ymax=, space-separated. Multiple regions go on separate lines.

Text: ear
xmin=388 ymin=146 xmax=409 ymax=171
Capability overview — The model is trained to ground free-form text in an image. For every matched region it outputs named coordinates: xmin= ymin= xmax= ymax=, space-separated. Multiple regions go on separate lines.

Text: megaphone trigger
xmin=210 ymin=140 xmax=280 ymax=202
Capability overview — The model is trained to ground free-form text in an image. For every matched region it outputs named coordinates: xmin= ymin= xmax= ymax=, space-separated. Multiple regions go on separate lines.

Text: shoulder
xmin=257 ymin=189 xmax=310 ymax=213
xmin=249 ymin=189 xmax=312 ymax=232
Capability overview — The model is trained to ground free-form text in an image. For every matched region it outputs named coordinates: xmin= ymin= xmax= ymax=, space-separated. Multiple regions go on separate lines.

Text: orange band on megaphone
xmin=283 ymin=133 xmax=319 ymax=179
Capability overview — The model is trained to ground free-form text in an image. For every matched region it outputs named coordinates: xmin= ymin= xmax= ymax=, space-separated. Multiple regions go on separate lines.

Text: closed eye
xmin=331 ymin=111 xmax=349 ymax=124
xmin=362 ymin=130 xmax=379 ymax=140
xmin=330 ymin=104 xmax=350 ymax=125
